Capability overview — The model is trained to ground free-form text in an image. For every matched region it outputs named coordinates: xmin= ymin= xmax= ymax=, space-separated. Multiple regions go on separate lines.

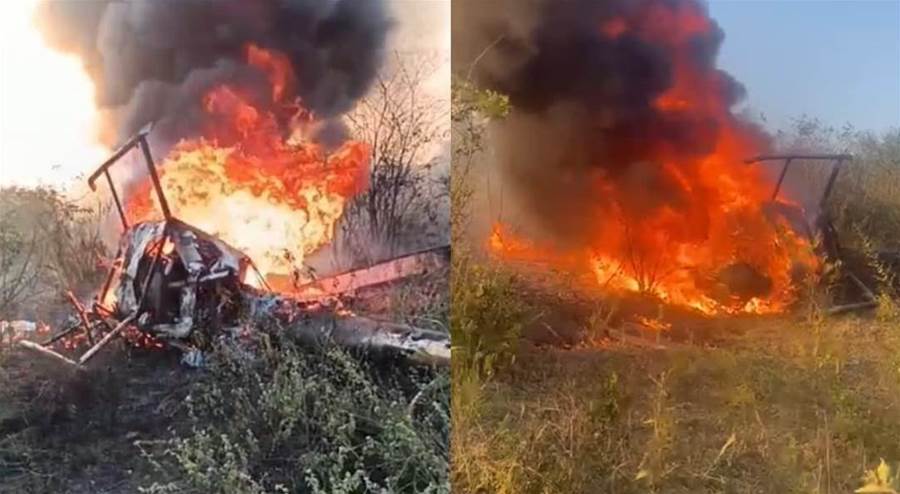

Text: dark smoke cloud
xmin=36 ymin=0 xmax=390 ymax=147
xmin=453 ymin=0 xmax=769 ymax=246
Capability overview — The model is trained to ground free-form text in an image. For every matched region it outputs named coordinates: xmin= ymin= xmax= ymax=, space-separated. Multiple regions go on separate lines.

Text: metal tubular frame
xmin=746 ymin=153 xmax=878 ymax=314
xmin=87 ymin=122 xmax=171 ymax=229
xmin=744 ymin=154 xmax=853 ymax=206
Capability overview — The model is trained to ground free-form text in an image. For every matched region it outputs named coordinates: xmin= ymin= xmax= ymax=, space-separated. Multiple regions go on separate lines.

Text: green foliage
xmin=854 ymin=226 xmax=900 ymax=321
xmin=450 ymin=76 xmax=510 ymax=249
xmin=141 ymin=339 xmax=450 ymax=494
xmin=451 ymin=79 xmax=510 ymax=122
xmin=778 ymin=117 xmax=900 ymax=315
xmin=451 ymin=262 xmax=530 ymax=377
xmin=450 ymin=76 xmax=525 ymax=377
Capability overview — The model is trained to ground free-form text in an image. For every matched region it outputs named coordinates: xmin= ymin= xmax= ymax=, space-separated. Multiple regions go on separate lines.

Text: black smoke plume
xmin=36 ymin=0 xmax=390 ymax=148
xmin=452 ymin=0 xmax=769 ymax=246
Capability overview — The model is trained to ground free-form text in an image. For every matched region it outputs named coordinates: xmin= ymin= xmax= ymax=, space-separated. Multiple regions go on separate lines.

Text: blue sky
xmin=708 ymin=0 xmax=900 ymax=133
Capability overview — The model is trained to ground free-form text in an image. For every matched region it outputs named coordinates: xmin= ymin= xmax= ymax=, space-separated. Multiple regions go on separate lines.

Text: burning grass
xmin=450 ymin=90 xmax=900 ymax=490
xmin=460 ymin=0 xmax=824 ymax=317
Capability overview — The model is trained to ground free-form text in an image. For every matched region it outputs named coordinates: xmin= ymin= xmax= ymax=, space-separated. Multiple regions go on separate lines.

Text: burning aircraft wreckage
xmin=470 ymin=12 xmax=884 ymax=317
xmin=459 ymin=0 xmax=895 ymax=319
xmin=11 ymin=0 xmax=449 ymax=369
xmin=19 ymin=125 xmax=450 ymax=368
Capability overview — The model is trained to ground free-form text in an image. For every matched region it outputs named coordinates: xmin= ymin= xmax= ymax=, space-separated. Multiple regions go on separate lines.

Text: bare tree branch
xmin=337 ymin=51 xmax=448 ymax=265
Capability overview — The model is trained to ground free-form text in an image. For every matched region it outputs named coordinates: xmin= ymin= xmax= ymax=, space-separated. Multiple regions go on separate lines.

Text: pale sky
xmin=0 ymin=0 xmax=109 ymax=188
xmin=709 ymin=0 xmax=900 ymax=133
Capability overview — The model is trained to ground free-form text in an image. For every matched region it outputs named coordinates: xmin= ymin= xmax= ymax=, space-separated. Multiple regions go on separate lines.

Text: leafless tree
xmin=0 ymin=187 xmax=108 ymax=321
xmin=38 ymin=197 xmax=108 ymax=297
xmin=338 ymin=51 xmax=449 ymax=266
xmin=0 ymin=220 xmax=41 ymax=319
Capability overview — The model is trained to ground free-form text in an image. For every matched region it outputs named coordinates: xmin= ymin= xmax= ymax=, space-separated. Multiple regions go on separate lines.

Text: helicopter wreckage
xmin=18 ymin=125 xmax=450 ymax=368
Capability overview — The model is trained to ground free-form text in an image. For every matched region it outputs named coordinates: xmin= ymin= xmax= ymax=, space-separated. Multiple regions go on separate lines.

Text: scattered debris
xmin=180 ymin=348 xmax=205 ymax=368
xmin=289 ymin=245 xmax=450 ymax=301
xmin=2 ymin=320 xmax=40 ymax=338
xmin=1 ymin=320 xmax=49 ymax=348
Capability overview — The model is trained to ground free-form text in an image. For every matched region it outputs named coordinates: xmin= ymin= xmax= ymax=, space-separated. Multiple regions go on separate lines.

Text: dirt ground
xmin=0 ymin=345 xmax=197 ymax=493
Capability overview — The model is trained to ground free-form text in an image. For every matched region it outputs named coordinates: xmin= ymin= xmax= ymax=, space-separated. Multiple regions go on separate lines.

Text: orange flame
xmin=127 ymin=44 xmax=369 ymax=280
xmin=489 ymin=3 xmax=819 ymax=315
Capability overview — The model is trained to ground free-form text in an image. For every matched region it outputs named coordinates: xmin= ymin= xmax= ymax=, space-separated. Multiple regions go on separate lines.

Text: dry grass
xmin=452 ymin=311 xmax=900 ymax=493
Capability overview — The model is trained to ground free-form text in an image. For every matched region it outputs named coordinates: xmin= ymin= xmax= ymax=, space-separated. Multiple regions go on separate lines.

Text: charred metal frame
xmin=745 ymin=154 xmax=874 ymax=314
xmin=744 ymin=154 xmax=853 ymax=209
xmin=19 ymin=124 xmax=452 ymax=368
xmin=87 ymin=122 xmax=172 ymax=229
xmin=86 ymin=123 xmax=176 ymax=316
xmin=746 ymin=153 xmax=853 ymax=260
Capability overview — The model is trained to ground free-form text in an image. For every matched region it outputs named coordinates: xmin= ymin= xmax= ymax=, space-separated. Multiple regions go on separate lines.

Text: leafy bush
xmin=449 ymin=77 xmax=524 ymax=377
xmin=141 ymin=337 xmax=450 ymax=494
xmin=451 ymin=262 xmax=529 ymax=377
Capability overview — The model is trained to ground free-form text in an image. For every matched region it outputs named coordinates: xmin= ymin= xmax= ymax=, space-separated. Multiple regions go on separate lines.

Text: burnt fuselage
xmin=100 ymin=219 xmax=251 ymax=340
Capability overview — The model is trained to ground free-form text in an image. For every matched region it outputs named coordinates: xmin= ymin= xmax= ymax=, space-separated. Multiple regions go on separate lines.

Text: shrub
xmin=141 ymin=337 xmax=450 ymax=494
xmin=776 ymin=117 xmax=900 ymax=253
xmin=451 ymin=262 xmax=530 ymax=377
xmin=449 ymin=77 xmax=522 ymax=377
